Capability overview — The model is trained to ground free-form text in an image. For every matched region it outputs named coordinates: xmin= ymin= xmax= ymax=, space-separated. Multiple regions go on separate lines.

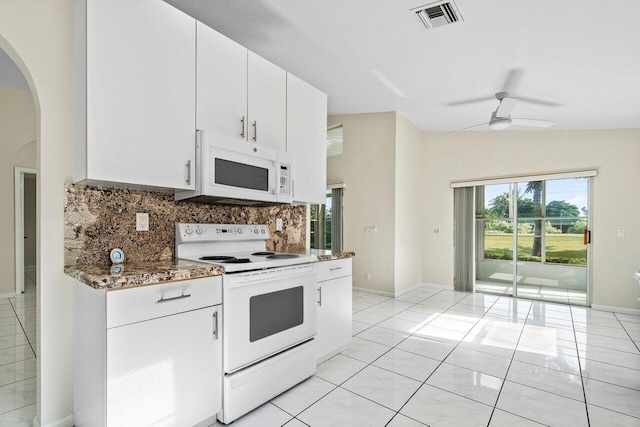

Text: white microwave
xmin=175 ymin=130 xmax=292 ymax=205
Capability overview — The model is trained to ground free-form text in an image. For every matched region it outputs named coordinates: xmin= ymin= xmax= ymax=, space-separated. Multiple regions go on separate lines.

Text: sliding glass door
xmin=475 ymin=177 xmax=590 ymax=305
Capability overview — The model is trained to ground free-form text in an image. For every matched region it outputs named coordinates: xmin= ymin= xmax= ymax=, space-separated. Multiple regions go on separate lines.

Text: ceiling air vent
xmin=412 ymin=1 xmax=463 ymax=29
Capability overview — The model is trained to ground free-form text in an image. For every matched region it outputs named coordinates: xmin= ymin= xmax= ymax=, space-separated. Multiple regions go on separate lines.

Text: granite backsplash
xmin=64 ymin=183 xmax=306 ymax=266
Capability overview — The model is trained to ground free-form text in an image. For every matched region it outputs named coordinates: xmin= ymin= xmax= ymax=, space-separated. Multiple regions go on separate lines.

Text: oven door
xmin=206 ymin=137 xmax=278 ymax=203
xmin=223 ymin=264 xmax=317 ymax=373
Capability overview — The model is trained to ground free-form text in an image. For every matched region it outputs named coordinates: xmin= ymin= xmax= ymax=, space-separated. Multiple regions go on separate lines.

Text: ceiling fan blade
xmin=496 ymin=97 xmax=517 ymax=117
xmin=510 ymin=118 xmax=555 ymax=128
xmin=447 ymin=96 xmax=496 ymax=107
xmin=448 ymin=122 xmax=490 ymax=134
xmin=503 ymin=69 xmax=524 ymax=93
xmin=516 ymin=96 xmax=562 ymax=107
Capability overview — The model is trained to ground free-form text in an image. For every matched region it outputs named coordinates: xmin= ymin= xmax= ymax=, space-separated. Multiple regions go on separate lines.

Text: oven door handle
xmin=224 ymin=265 xmax=316 ymax=286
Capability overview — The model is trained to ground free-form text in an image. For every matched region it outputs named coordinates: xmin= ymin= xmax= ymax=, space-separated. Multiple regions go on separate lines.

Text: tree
xmin=486 ymin=193 xmax=510 ymax=218
xmin=524 ymin=181 xmax=543 ymax=257
xmin=546 ymin=200 xmax=580 ymax=218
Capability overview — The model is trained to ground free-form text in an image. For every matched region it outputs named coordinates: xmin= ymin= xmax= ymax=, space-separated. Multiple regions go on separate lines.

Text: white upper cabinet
xmin=196 ymin=22 xmax=247 ymax=143
xmin=197 ymin=26 xmax=286 ymax=152
xmin=74 ymin=0 xmax=196 ymax=190
xmin=286 ymin=73 xmax=328 ymax=204
xmin=247 ymin=52 xmax=287 ymax=152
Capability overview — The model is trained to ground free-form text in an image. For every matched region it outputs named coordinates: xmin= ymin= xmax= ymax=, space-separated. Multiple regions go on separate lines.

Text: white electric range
xmin=175 ymin=223 xmax=318 ymax=424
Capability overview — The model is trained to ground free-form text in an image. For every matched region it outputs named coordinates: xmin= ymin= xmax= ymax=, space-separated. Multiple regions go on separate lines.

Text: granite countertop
xmin=310 ymin=250 xmax=356 ymax=261
xmin=67 ymin=251 xmax=355 ymax=290
xmin=65 ymin=259 xmax=224 ymax=290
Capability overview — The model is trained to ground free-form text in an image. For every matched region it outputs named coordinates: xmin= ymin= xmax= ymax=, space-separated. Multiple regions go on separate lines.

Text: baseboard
xmin=421 ymin=282 xmax=455 ymax=291
xmin=352 ymin=286 xmax=395 ymax=297
xmin=353 ymin=282 xmax=454 ymax=298
xmin=591 ymin=304 xmax=640 ymax=316
xmin=0 ymin=292 xmax=17 ymax=300
xmin=33 ymin=414 xmax=74 ymax=427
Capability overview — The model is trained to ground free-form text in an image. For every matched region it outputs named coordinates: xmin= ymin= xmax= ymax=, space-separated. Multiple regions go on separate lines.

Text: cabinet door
xmin=316 ymin=276 xmax=352 ymax=364
xmin=197 ymin=22 xmax=248 ymax=143
xmin=86 ymin=0 xmax=196 ymax=190
xmin=247 ymin=51 xmax=287 ymax=152
xmin=107 ymin=306 xmax=222 ymax=427
xmin=287 ymin=73 xmax=328 ymax=204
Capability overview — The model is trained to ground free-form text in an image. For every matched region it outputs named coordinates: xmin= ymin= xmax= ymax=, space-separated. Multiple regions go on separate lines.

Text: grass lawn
xmin=484 ymin=234 xmax=587 ymax=265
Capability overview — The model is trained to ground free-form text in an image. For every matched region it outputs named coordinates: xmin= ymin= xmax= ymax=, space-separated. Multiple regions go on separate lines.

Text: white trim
xmin=33 ymin=414 xmax=74 ymax=427
xmin=450 ymin=169 xmax=598 ymax=188
xmin=0 ymin=292 xmax=18 ymax=300
xmin=327 ymin=183 xmax=346 ymax=189
xmin=353 ymin=282 xmax=454 ymax=298
xmin=14 ymin=167 xmax=36 ymax=295
xmin=352 ymin=286 xmax=395 ymax=297
xmin=591 ymin=304 xmax=640 ymax=316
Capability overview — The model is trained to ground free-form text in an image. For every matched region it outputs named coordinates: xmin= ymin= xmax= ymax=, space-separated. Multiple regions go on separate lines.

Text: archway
xmin=0 ymin=40 xmax=39 ymax=424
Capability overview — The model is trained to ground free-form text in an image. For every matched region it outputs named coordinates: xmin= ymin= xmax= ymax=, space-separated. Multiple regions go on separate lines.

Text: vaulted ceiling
xmin=165 ymin=0 xmax=640 ymax=131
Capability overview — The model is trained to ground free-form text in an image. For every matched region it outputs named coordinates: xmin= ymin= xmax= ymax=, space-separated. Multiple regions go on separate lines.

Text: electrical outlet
xmin=276 ymin=218 xmax=283 ymax=231
xmin=136 ymin=213 xmax=149 ymax=231
xmin=365 ymin=273 xmax=371 ymax=281
xmin=617 ymin=229 xmax=625 ymax=238
xmin=364 ymin=226 xmax=377 ymax=235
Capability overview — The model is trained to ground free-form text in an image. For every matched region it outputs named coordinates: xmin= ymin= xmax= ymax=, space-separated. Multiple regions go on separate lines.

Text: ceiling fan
xmin=451 ymin=69 xmax=560 ymax=132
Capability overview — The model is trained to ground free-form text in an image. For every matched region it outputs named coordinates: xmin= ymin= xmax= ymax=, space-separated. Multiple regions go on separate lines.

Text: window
xmin=327 ymin=124 xmax=343 ymax=156
xmin=310 ymin=188 xmax=343 ymax=251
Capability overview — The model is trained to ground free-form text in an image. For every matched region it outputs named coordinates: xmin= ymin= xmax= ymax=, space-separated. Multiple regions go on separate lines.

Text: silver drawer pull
xmin=156 ymin=294 xmax=191 ymax=304
xmin=330 ymin=267 xmax=343 ymax=271
xmin=213 ymin=311 xmax=219 ymax=340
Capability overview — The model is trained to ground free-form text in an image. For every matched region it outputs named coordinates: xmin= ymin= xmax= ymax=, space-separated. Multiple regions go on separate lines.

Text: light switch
xmin=617 ymin=229 xmax=625 ymax=238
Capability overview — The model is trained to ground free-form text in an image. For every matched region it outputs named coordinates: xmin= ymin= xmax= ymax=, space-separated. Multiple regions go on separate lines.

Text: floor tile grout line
xmin=613 ymin=312 xmax=640 ymax=353
xmin=485 ymin=297 xmax=534 ymax=426
xmin=384 ymin=293 xmax=505 ymax=427
xmin=0 ymin=402 xmax=37 ymax=418
xmin=570 ymin=306 xmax=591 ymax=427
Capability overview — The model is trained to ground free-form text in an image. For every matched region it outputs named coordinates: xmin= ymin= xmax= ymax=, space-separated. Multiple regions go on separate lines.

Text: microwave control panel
xmin=279 ymin=164 xmax=291 ymax=196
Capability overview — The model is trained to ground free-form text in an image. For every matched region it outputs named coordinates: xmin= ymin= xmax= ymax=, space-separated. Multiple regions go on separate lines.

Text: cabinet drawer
xmin=317 ymin=259 xmax=352 ymax=282
xmin=107 ymin=276 xmax=222 ymax=328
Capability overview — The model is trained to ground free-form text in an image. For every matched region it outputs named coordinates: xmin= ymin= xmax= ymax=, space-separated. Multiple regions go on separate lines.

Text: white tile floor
xmin=475 ymin=280 xmax=588 ymax=306
xmin=218 ymin=284 xmax=640 ymax=427
xmin=3 ymin=280 xmax=638 ymax=426
xmin=0 ymin=272 xmax=37 ymax=425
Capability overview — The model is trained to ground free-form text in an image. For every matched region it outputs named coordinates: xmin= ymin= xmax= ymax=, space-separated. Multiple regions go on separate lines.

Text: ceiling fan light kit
xmin=489 ymin=117 xmax=512 ymax=130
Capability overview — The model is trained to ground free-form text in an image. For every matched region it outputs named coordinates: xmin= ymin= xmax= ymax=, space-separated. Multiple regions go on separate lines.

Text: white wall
xmin=0 ymin=1 xmax=75 ymax=425
xmin=422 ymin=129 xmax=640 ymax=310
xmin=327 ymin=112 xmax=397 ymax=294
xmin=0 ymin=85 xmax=36 ymax=296
xmin=394 ymin=114 xmax=423 ymax=294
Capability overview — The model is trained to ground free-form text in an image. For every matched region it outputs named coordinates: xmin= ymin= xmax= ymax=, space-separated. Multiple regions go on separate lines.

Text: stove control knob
xmin=254 ymin=229 xmax=259 ymax=234
xmin=195 ymin=227 xmax=203 ymax=235
xmin=185 ymin=227 xmax=193 ymax=236
xmin=261 ymin=229 xmax=266 ymax=234
xmin=237 ymin=228 xmax=243 ymax=234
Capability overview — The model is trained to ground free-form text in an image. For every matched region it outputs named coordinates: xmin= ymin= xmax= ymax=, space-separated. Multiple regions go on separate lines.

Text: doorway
xmin=15 ymin=167 xmax=37 ymax=294
xmin=475 ymin=177 xmax=591 ymax=305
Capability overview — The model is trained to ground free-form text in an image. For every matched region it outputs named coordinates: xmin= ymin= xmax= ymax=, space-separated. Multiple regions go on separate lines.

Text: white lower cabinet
xmin=74 ymin=276 xmax=222 ymax=427
xmin=315 ymin=259 xmax=353 ymax=364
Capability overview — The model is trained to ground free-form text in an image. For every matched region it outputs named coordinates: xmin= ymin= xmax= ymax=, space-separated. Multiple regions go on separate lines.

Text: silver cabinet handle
xmin=252 ymin=121 xmax=257 ymax=142
xmin=186 ymin=160 xmax=192 ymax=185
xmin=156 ymin=294 xmax=191 ymax=304
xmin=213 ymin=310 xmax=219 ymax=340
xmin=240 ymin=116 xmax=245 ymax=139
xmin=317 ymin=286 xmax=322 ymax=306
xmin=330 ymin=267 xmax=343 ymax=271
